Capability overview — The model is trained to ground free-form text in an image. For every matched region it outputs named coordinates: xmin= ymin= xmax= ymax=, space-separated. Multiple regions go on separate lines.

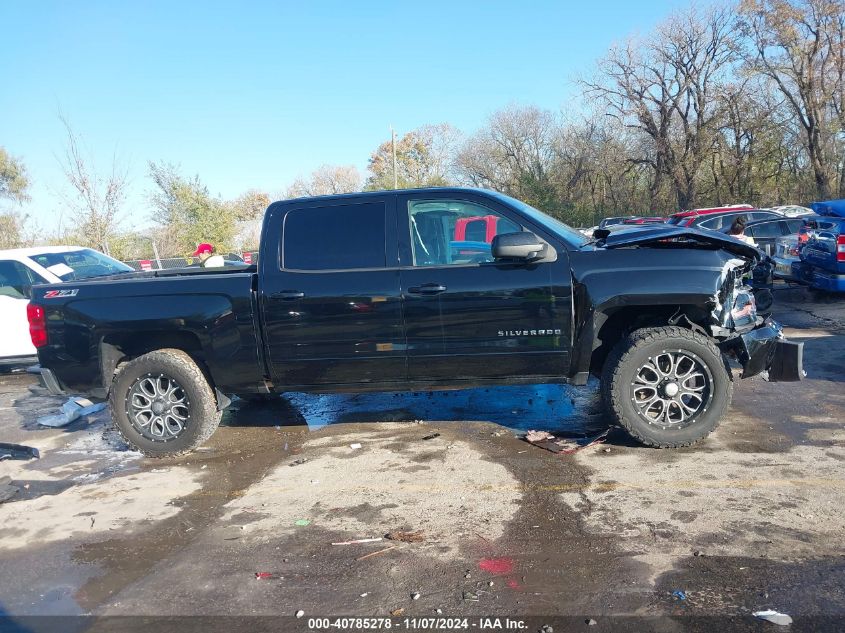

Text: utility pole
xmin=151 ymin=240 xmax=163 ymax=270
xmin=391 ymin=125 xmax=398 ymax=190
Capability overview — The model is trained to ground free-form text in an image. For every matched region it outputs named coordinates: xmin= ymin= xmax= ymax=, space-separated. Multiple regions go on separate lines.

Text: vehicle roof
xmin=0 ymin=246 xmax=88 ymax=258
xmin=274 ymin=186 xmax=493 ymax=205
xmin=670 ymin=204 xmax=755 ymax=218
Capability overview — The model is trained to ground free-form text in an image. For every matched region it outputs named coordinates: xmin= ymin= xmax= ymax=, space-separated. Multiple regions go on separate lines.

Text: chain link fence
xmin=121 ymin=251 xmax=258 ymax=271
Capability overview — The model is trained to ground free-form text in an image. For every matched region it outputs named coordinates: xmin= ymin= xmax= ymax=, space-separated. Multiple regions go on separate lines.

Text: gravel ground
xmin=0 ymin=286 xmax=843 ymax=631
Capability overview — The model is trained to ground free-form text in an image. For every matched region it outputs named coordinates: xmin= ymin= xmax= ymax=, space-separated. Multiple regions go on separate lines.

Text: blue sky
xmin=2 ymin=0 xmax=690 ymax=230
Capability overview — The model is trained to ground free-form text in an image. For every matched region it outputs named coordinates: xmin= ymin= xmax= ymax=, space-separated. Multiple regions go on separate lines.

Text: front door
xmin=260 ymin=196 xmax=406 ymax=387
xmin=397 ymin=192 xmax=572 ymax=382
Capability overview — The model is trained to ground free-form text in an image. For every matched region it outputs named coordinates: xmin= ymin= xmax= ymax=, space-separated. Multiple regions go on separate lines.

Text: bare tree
xmin=583 ymin=6 xmax=738 ymax=210
xmin=740 ymin=0 xmax=845 ymax=198
xmin=286 ymin=164 xmax=362 ymax=198
xmin=57 ymin=116 xmax=128 ymax=254
xmin=455 ymin=105 xmax=562 ymax=211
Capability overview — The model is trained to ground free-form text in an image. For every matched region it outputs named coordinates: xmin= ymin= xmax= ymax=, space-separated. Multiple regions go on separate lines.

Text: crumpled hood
xmin=595 ymin=224 xmax=761 ymax=261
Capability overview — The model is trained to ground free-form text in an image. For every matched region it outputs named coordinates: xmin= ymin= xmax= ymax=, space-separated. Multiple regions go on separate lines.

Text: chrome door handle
xmin=408 ymin=284 xmax=447 ymax=295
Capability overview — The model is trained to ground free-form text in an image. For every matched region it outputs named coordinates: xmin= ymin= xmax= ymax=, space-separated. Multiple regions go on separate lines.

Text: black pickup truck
xmin=28 ymin=188 xmax=803 ymax=456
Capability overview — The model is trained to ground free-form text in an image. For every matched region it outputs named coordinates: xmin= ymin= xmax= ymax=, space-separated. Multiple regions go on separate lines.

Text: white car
xmin=0 ymin=246 xmax=133 ymax=370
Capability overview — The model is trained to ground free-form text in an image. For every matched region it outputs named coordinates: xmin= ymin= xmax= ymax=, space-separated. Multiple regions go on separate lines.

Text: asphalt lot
xmin=1 ymin=286 xmax=844 ymax=631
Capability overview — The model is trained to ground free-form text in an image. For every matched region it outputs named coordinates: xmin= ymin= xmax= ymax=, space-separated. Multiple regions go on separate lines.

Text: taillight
xmin=27 ymin=303 xmax=48 ymax=348
xmin=837 ymin=235 xmax=845 ymax=262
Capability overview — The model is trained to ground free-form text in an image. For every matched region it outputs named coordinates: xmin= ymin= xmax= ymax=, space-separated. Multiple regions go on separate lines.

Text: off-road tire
xmin=600 ymin=326 xmax=732 ymax=448
xmin=110 ymin=349 xmax=222 ymax=457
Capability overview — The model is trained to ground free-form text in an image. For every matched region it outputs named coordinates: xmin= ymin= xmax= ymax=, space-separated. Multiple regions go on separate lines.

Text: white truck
xmin=0 ymin=246 xmax=133 ymax=370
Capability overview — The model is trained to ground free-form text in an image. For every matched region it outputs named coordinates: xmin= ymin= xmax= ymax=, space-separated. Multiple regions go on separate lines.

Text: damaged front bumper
xmin=725 ymin=319 xmax=805 ymax=382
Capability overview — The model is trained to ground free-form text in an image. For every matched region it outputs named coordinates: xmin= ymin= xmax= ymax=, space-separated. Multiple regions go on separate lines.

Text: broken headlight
xmin=729 ymin=286 xmax=757 ymax=328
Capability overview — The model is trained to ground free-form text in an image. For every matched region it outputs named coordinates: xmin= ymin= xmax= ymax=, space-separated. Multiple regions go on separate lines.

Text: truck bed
xmin=33 ymin=269 xmax=265 ymax=397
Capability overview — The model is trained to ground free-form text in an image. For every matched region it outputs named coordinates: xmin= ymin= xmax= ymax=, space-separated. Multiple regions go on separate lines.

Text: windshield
xmin=488 ymin=192 xmax=589 ymax=248
xmin=28 ymin=249 xmax=134 ymax=280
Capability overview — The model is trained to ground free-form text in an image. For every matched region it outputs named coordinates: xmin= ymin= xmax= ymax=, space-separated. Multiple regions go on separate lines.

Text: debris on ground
xmin=289 ymin=458 xmax=309 ymax=467
xmin=360 ymin=593 xmax=368 ymax=598
xmin=350 ymin=443 xmax=362 ymax=449
xmin=385 ymin=530 xmax=425 ymax=543
xmin=390 ymin=608 xmax=405 ymax=617
xmin=295 ymin=610 xmax=305 ymax=618
xmin=523 ymin=429 xmax=609 ymax=454
xmin=412 ymin=592 xmax=420 ymax=600
xmin=753 ymin=610 xmax=793 ymax=626
xmin=0 ymin=442 xmax=40 ymax=460
xmin=294 ymin=519 xmax=311 ymax=526
xmin=672 ymin=590 xmax=687 ymax=601
xmin=37 ymin=397 xmax=107 ymax=428
xmin=462 ymin=591 xmax=479 ymax=602
xmin=356 ymin=545 xmax=397 ymax=561
xmin=254 ymin=572 xmax=277 ymax=580
xmin=331 ymin=537 xmax=383 ymax=545
xmin=422 ymin=433 xmax=440 ymax=440
xmin=586 ymin=619 xmax=597 ymax=626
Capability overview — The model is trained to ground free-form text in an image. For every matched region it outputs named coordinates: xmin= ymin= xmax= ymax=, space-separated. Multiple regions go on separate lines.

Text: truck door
xmin=397 ymin=192 xmax=572 ymax=381
xmin=260 ymin=195 xmax=405 ymax=387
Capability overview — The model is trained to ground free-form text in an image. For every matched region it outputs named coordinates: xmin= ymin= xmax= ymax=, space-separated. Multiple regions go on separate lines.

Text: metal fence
xmin=122 ymin=251 xmax=258 ymax=271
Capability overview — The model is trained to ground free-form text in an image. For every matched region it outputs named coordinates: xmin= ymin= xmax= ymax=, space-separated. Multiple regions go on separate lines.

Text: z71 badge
xmin=43 ymin=289 xmax=79 ymax=298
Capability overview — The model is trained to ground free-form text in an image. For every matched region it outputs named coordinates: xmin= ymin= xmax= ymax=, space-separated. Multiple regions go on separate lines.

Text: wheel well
xmin=589 ymin=305 xmax=710 ymax=377
xmin=101 ymin=331 xmax=204 ymax=388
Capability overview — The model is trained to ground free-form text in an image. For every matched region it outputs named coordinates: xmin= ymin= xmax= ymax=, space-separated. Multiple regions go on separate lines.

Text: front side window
xmin=283 ymin=202 xmax=386 ymax=270
xmin=408 ymin=199 xmax=524 ymax=267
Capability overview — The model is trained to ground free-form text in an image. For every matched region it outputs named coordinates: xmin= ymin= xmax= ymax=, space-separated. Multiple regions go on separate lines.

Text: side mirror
xmin=492 ymin=232 xmax=547 ymax=261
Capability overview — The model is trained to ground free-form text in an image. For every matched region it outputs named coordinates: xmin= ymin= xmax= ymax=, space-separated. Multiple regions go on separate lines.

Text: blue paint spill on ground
xmin=270 ymin=379 xmax=607 ymax=435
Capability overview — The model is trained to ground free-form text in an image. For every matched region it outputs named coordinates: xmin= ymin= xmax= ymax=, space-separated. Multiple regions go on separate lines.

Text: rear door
xmin=259 ymin=195 xmax=406 ymax=387
xmin=397 ymin=191 xmax=572 ymax=381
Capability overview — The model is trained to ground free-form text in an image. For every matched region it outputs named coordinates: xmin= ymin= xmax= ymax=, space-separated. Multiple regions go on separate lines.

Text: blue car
xmin=791 ymin=200 xmax=845 ymax=292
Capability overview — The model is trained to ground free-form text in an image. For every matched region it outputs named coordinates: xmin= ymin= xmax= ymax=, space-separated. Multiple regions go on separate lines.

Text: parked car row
xmin=586 ymin=201 xmax=845 ymax=293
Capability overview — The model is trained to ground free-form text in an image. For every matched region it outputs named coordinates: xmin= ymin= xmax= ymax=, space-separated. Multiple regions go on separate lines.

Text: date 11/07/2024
xmin=306 ymin=617 xmax=528 ymax=630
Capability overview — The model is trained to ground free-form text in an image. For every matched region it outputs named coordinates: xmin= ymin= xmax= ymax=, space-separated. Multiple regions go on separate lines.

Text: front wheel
xmin=601 ymin=326 xmax=732 ymax=448
xmin=110 ymin=349 xmax=222 ymax=457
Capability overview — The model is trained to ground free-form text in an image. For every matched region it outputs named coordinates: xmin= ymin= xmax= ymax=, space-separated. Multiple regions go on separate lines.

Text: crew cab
xmin=28 ymin=188 xmax=804 ymax=456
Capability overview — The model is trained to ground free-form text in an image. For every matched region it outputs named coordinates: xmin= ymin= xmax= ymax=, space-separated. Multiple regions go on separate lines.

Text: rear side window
xmin=748 ymin=222 xmax=784 ymax=238
xmin=697 ymin=216 xmax=725 ymax=230
xmin=283 ymin=202 xmax=386 ymax=270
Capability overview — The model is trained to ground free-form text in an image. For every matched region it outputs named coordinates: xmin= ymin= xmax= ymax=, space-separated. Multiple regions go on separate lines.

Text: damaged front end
xmin=711 ymin=257 xmax=805 ymax=382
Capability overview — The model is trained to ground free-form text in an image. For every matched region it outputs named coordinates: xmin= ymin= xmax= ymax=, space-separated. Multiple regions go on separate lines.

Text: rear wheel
xmin=601 ymin=326 xmax=732 ymax=447
xmin=110 ymin=349 xmax=222 ymax=457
